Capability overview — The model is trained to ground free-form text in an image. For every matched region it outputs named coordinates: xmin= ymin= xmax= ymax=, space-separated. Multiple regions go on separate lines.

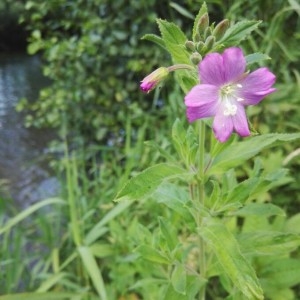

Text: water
xmin=0 ymin=53 xmax=59 ymax=208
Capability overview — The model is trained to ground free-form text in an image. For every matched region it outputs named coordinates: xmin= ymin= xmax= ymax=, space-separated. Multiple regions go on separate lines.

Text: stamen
xmin=236 ymin=84 xmax=243 ymax=88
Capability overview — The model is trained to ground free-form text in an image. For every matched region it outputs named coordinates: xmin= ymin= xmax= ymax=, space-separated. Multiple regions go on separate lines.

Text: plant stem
xmin=197 ymin=120 xmax=206 ymax=300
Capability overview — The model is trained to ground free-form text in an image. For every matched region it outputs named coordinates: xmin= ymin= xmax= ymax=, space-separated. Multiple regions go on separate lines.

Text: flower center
xmin=220 ymin=83 xmax=244 ymax=116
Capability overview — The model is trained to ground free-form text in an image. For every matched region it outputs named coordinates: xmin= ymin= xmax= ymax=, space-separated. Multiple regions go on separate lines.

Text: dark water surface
xmin=0 ymin=53 xmax=59 ymax=208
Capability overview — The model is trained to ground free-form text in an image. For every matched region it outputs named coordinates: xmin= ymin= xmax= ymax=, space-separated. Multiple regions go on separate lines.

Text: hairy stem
xmin=197 ymin=120 xmax=206 ymax=300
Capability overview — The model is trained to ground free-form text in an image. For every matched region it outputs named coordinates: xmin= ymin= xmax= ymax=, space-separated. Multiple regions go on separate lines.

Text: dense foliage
xmin=1 ymin=0 xmax=300 ymax=299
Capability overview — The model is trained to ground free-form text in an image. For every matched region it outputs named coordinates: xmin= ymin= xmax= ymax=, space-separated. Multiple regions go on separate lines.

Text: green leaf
xmin=35 ymin=273 xmax=68 ymax=292
xmin=239 ymin=231 xmax=300 ymax=256
xmin=155 ymin=184 xmax=192 ymax=221
xmin=141 ymin=33 xmax=166 ymax=50
xmin=171 ymin=263 xmax=186 ymax=295
xmin=157 ymin=19 xmax=190 ymax=64
xmin=114 ymin=163 xmax=186 ymax=202
xmin=200 ymin=218 xmax=264 ymax=300
xmin=159 ymin=217 xmax=178 ymax=251
xmin=0 ymin=198 xmax=65 ymax=236
xmin=262 ymin=258 xmax=300 ymax=288
xmin=231 ymin=203 xmax=285 ymax=217
xmin=136 ymin=245 xmax=170 ymax=265
xmin=192 ymin=2 xmax=208 ymax=41
xmin=157 ymin=19 xmax=187 ymax=45
xmin=85 ymin=200 xmax=131 ymax=244
xmin=217 ymin=20 xmax=262 ymax=46
xmin=0 ymin=293 xmax=79 ymax=300
xmin=246 ymin=53 xmax=270 ymax=66
xmin=170 ymin=2 xmax=194 ymax=20
xmin=209 ymin=133 xmax=300 ymax=174
xmin=78 ymin=246 xmax=108 ymax=300
xmin=223 ymin=177 xmax=260 ymax=205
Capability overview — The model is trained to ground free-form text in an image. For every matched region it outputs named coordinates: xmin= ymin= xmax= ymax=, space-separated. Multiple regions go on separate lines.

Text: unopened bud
xmin=204 ymin=36 xmax=215 ymax=50
xmin=196 ymin=41 xmax=205 ymax=52
xmin=194 ymin=33 xmax=201 ymax=43
xmin=212 ymin=19 xmax=230 ymax=40
xmin=203 ymin=27 xmax=212 ymax=40
xmin=197 ymin=13 xmax=209 ymax=35
xmin=190 ymin=52 xmax=202 ymax=65
xmin=140 ymin=67 xmax=169 ymax=93
xmin=185 ymin=40 xmax=196 ymax=52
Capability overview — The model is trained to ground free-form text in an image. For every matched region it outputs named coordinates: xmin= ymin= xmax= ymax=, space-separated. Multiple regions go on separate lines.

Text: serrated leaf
xmin=209 ymin=133 xmax=300 ymax=174
xmin=200 ymin=218 xmax=264 ymax=300
xmin=192 ymin=2 xmax=208 ymax=40
xmin=157 ymin=19 xmax=190 ymax=64
xmin=114 ymin=163 xmax=185 ymax=202
xmin=231 ymin=203 xmax=285 ymax=217
xmin=246 ymin=53 xmax=270 ymax=66
xmin=141 ymin=33 xmax=166 ymax=49
xmin=217 ymin=20 xmax=262 ymax=46
xmin=171 ymin=263 xmax=186 ymax=294
xmin=136 ymin=245 xmax=170 ymax=265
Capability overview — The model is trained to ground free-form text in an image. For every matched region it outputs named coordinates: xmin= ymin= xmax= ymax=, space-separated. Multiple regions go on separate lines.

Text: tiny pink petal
xmin=199 ymin=53 xmax=225 ymax=86
xmin=222 ymin=47 xmax=246 ymax=82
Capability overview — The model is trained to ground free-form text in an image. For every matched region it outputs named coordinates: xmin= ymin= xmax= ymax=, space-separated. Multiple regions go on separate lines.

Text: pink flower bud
xmin=140 ymin=67 xmax=169 ymax=93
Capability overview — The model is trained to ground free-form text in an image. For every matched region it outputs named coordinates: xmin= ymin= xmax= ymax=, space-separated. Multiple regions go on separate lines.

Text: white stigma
xmin=221 ymin=83 xmax=243 ymax=116
xmin=223 ymin=103 xmax=237 ymax=116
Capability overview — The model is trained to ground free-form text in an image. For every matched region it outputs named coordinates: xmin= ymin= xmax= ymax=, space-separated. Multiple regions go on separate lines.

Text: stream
xmin=0 ymin=53 xmax=59 ymax=209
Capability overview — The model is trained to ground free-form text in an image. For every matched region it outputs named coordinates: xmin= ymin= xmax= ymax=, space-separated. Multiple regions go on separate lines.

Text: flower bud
xmin=203 ymin=27 xmax=212 ymax=40
xmin=196 ymin=41 xmax=205 ymax=52
xmin=204 ymin=36 xmax=215 ymax=50
xmin=140 ymin=67 xmax=169 ymax=93
xmin=212 ymin=19 xmax=230 ymax=40
xmin=190 ymin=52 xmax=202 ymax=65
xmin=197 ymin=13 xmax=209 ymax=35
xmin=185 ymin=40 xmax=196 ymax=52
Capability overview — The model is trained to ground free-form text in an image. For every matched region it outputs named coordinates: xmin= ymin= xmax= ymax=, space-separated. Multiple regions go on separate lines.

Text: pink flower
xmin=184 ymin=47 xmax=276 ymax=142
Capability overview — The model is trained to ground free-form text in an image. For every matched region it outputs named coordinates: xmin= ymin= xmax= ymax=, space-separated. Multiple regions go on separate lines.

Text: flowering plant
xmin=115 ymin=3 xmax=300 ymax=299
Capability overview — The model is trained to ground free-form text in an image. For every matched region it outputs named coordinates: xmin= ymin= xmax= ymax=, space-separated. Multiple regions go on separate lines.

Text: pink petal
xmin=232 ymin=105 xmax=250 ymax=137
xmin=185 ymin=84 xmax=219 ymax=122
xmin=199 ymin=53 xmax=225 ymax=86
xmin=222 ymin=47 xmax=246 ymax=82
xmin=239 ymin=67 xmax=276 ymax=105
xmin=212 ymin=102 xmax=234 ymax=142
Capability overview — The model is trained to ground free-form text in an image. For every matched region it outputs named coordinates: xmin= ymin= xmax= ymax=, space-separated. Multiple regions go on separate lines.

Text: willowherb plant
xmin=115 ymin=2 xmax=300 ymax=299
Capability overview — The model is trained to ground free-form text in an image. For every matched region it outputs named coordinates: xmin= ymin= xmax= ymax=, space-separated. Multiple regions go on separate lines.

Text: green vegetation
xmin=1 ymin=0 xmax=300 ymax=299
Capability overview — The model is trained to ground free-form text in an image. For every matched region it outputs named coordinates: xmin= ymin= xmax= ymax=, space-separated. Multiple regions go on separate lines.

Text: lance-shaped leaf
xmin=114 ymin=163 xmax=186 ymax=202
xmin=200 ymin=218 xmax=264 ymax=300
xmin=157 ymin=19 xmax=190 ymax=64
xmin=217 ymin=20 xmax=262 ymax=46
xmin=141 ymin=34 xmax=166 ymax=50
xmin=208 ymin=133 xmax=300 ymax=174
